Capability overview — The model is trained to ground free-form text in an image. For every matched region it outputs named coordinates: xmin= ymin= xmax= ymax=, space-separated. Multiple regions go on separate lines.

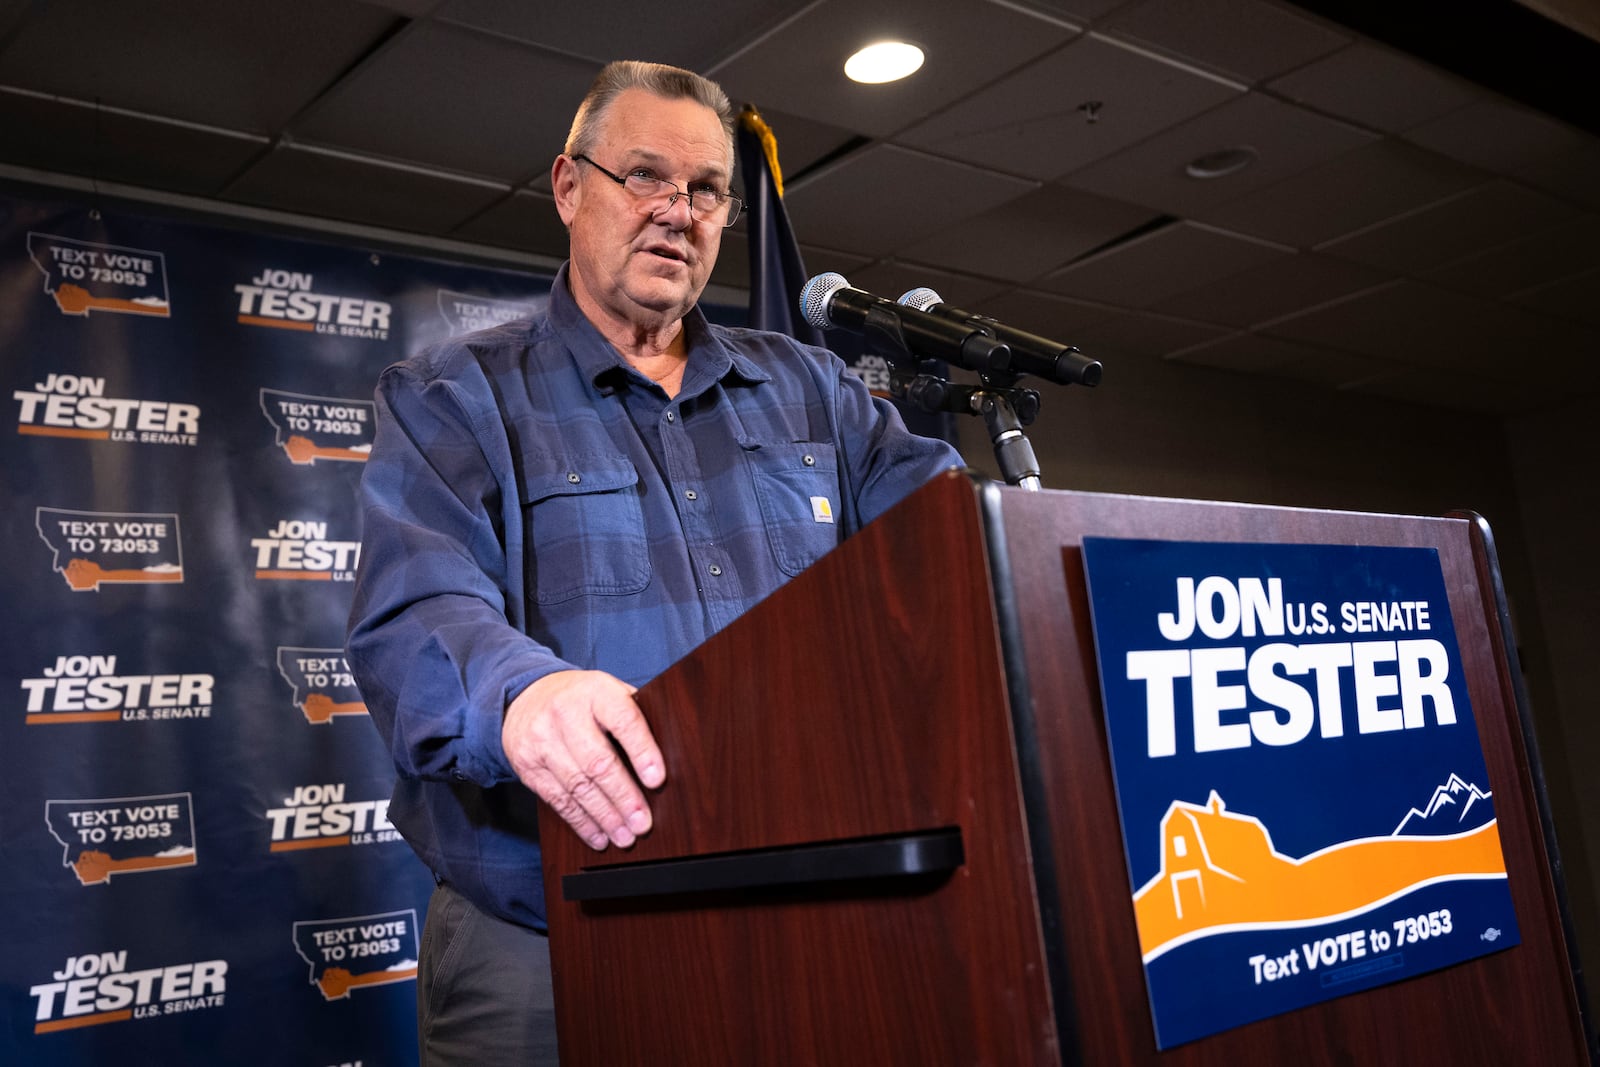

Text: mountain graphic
xmin=1392 ymin=773 xmax=1494 ymax=836
xmin=1131 ymin=790 xmax=1508 ymax=959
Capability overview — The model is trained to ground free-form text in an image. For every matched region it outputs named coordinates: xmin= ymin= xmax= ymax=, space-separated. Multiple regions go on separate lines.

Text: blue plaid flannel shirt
xmin=347 ymin=265 xmax=961 ymax=929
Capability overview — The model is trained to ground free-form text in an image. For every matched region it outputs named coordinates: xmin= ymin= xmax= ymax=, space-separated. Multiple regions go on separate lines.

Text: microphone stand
xmin=890 ymin=368 xmax=1044 ymax=490
xmin=854 ymin=301 xmax=1047 ymax=489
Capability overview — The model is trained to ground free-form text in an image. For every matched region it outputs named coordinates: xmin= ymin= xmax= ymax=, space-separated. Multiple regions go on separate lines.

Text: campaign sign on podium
xmin=1081 ymin=538 xmax=1521 ymax=1049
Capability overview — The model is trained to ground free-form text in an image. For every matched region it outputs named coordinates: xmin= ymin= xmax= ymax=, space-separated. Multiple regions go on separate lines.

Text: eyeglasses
xmin=572 ymin=154 xmax=743 ymax=227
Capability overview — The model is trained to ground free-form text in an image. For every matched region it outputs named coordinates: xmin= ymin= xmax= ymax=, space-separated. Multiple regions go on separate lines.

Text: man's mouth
xmin=642 ymin=245 xmax=686 ymax=263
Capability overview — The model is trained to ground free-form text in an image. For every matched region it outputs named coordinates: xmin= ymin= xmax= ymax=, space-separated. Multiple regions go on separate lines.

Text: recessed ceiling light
xmin=1185 ymin=146 xmax=1258 ymax=179
xmin=844 ymin=41 xmax=924 ymax=84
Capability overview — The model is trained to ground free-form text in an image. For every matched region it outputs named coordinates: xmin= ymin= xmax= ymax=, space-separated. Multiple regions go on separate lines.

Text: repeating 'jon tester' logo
xmin=20 ymin=653 xmax=214 ymax=725
xmin=251 ymin=518 xmax=359 ymax=582
xmin=29 ymin=949 xmax=226 ymax=1034
xmin=293 ymin=910 xmax=418 ymax=1001
xmin=37 ymin=508 xmax=184 ymax=591
xmin=259 ymin=388 xmax=373 ymax=465
xmin=234 ymin=267 xmax=390 ymax=340
xmin=266 ymin=782 xmax=400 ymax=853
xmin=27 ymin=232 xmax=171 ymax=318
xmin=45 ymin=792 xmax=197 ymax=886
xmin=15 ymin=373 xmax=199 ymax=446
xmin=276 ymin=647 xmax=367 ymax=723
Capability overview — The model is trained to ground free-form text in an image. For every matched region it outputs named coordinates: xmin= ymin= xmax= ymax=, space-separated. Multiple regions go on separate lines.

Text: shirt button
xmin=802 ymin=454 xmax=815 ymax=466
xmin=708 ymin=564 xmax=723 ymax=577
xmin=666 ymin=411 xmax=676 ymax=423
xmin=685 ymin=489 xmax=698 ymax=501
xmin=566 ymin=472 xmax=581 ymax=484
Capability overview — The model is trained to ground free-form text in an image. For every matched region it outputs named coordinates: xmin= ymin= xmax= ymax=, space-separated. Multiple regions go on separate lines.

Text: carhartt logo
xmin=26 ymin=232 xmax=171 ymax=318
xmin=292 ymin=911 xmax=418 ymax=1001
xmin=36 ymin=508 xmax=184 ymax=590
xmin=259 ymin=388 xmax=373 ymax=464
xmin=811 ymin=496 xmax=834 ymax=524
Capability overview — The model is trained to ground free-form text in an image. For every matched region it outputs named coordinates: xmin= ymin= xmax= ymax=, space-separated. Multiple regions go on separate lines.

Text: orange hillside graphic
xmin=318 ymin=964 xmax=418 ymax=1000
xmin=53 ymin=282 xmax=170 ymax=318
xmin=283 ymin=434 xmax=371 ymax=465
xmin=63 ymin=559 xmax=183 ymax=591
xmin=300 ymin=692 xmax=368 ymax=723
xmin=1132 ymin=790 xmax=1507 ymax=959
xmin=72 ymin=848 xmax=196 ymax=886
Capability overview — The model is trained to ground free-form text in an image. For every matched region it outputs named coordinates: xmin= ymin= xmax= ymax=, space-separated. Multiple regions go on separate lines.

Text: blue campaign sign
xmin=1080 ymin=538 xmax=1520 ymax=1049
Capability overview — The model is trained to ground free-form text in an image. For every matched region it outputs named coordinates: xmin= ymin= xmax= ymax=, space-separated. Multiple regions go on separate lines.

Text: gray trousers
xmin=418 ymin=880 xmax=560 ymax=1066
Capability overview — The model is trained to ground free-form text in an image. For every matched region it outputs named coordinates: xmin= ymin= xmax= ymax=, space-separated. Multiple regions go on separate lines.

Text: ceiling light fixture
xmin=844 ymin=41 xmax=924 ymax=84
xmin=1185 ymin=146 xmax=1258 ymax=180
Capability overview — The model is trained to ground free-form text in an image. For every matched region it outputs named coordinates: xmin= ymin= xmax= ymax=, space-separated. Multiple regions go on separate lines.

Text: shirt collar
xmin=548 ymin=263 xmax=772 ymax=397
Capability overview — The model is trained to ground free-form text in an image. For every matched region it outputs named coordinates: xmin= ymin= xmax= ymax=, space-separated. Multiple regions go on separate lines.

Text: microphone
xmin=898 ymin=287 xmax=1101 ymax=387
xmin=798 ymin=272 xmax=1011 ymax=373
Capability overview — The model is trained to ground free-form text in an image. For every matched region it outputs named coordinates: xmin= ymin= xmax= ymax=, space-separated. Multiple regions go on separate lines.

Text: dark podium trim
xmin=562 ymin=828 xmax=965 ymax=902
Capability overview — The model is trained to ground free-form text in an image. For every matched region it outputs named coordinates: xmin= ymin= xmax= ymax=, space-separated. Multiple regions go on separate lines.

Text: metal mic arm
xmin=888 ymin=368 xmax=1045 ymax=491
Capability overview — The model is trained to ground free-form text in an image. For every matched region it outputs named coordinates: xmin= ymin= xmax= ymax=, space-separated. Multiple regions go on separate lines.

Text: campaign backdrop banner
xmin=0 ymin=188 xmax=556 ymax=1066
xmin=1081 ymin=538 xmax=1520 ymax=1049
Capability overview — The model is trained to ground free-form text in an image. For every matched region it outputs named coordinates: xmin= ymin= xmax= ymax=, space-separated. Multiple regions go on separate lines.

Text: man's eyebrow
xmin=618 ymin=149 xmax=730 ymax=182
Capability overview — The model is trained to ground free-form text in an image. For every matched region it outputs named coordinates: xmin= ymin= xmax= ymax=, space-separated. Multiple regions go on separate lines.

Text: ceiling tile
xmin=838 ymin=261 xmax=1013 ymax=310
xmin=895 ymin=34 xmax=1239 ymax=182
xmin=784 ymin=145 xmax=1035 ymax=258
xmin=448 ymin=189 xmax=570 ymax=259
xmin=1509 ymin=268 xmax=1600 ymax=328
xmin=735 ymin=107 xmax=861 ymax=186
xmin=1068 ymin=308 xmax=1230 ymax=359
xmin=1036 ymin=220 xmax=1291 ymax=306
xmin=1168 ymin=330 xmax=1399 ymax=389
xmin=710 ymin=0 xmax=1077 ymax=140
xmin=1260 ymin=279 xmax=1585 ymax=376
xmin=436 ymin=0 xmax=796 ymax=70
xmin=1099 ymin=0 xmax=1348 ymax=84
xmin=225 ymin=144 xmax=508 ymax=235
xmin=0 ymin=0 xmax=397 ymax=132
xmin=1405 ymin=99 xmax=1600 ymax=210
xmin=1421 ymin=217 xmax=1600 ymax=298
xmin=1347 ymin=366 xmax=1600 ymax=416
xmin=966 ymin=287 xmax=1125 ymax=343
xmin=895 ymin=184 xmax=1157 ymax=283
xmin=1151 ymin=251 xmax=1389 ymax=326
xmin=1061 ymin=91 xmax=1377 ymax=215
xmin=1195 ymin=138 xmax=1480 ymax=247
xmin=294 ymin=22 xmax=598 ymax=181
xmin=0 ymin=89 xmax=268 ymax=196
xmin=1317 ymin=180 xmax=1578 ymax=274
xmin=1267 ymin=42 xmax=1481 ymax=133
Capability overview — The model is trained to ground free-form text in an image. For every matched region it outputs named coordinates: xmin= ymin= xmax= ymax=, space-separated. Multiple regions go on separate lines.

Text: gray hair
xmin=564 ymin=60 xmax=736 ymax=160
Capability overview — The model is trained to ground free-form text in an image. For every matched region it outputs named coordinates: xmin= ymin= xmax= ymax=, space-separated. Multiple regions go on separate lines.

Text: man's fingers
xmin=504 ymin=670 xmax=664 ymax=851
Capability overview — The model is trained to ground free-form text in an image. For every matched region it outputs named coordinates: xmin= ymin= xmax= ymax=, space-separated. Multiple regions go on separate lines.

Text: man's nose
xmin=652 ymin=192 xmax=695 ymax=229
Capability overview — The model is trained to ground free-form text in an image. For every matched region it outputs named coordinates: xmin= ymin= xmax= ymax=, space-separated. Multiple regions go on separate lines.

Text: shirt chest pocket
xmin=742 ymin=440 xmax=844 ymax=577
xmin=519 ymin=453 xmax=651 ymax=604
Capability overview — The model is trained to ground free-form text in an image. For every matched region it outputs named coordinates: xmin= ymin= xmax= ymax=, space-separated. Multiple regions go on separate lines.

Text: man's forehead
xmin=597 ymin=91 xmax=732 ymax=172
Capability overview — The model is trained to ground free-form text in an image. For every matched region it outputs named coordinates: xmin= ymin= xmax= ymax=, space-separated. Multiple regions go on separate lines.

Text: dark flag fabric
xmin=736 ymin=106 xmax=958 ymax=446
xmin=735 ymin=106 xmax=825 ymax=346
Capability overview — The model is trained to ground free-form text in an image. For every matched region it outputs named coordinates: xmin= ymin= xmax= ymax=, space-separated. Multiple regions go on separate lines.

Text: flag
xmin=736 ymin=105 xmax=824 ymax=346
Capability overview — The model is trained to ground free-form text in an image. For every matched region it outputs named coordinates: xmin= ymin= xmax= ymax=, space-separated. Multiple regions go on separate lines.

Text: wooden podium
xmin=539 ymin=471 xmax=1593 ymax=1065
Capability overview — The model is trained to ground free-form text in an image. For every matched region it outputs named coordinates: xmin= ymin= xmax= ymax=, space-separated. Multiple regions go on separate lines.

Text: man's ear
xmin=551 ymin=155 xmax=581 ymax=225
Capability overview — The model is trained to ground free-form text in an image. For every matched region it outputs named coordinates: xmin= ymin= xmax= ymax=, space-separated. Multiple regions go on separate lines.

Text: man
xmin=346 ymin=60 xmax=960 ymax=1065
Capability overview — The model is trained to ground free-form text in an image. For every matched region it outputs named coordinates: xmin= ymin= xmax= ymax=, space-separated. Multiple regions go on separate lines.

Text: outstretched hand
xmin=502 ymin=669 xmax=666 ymax=851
